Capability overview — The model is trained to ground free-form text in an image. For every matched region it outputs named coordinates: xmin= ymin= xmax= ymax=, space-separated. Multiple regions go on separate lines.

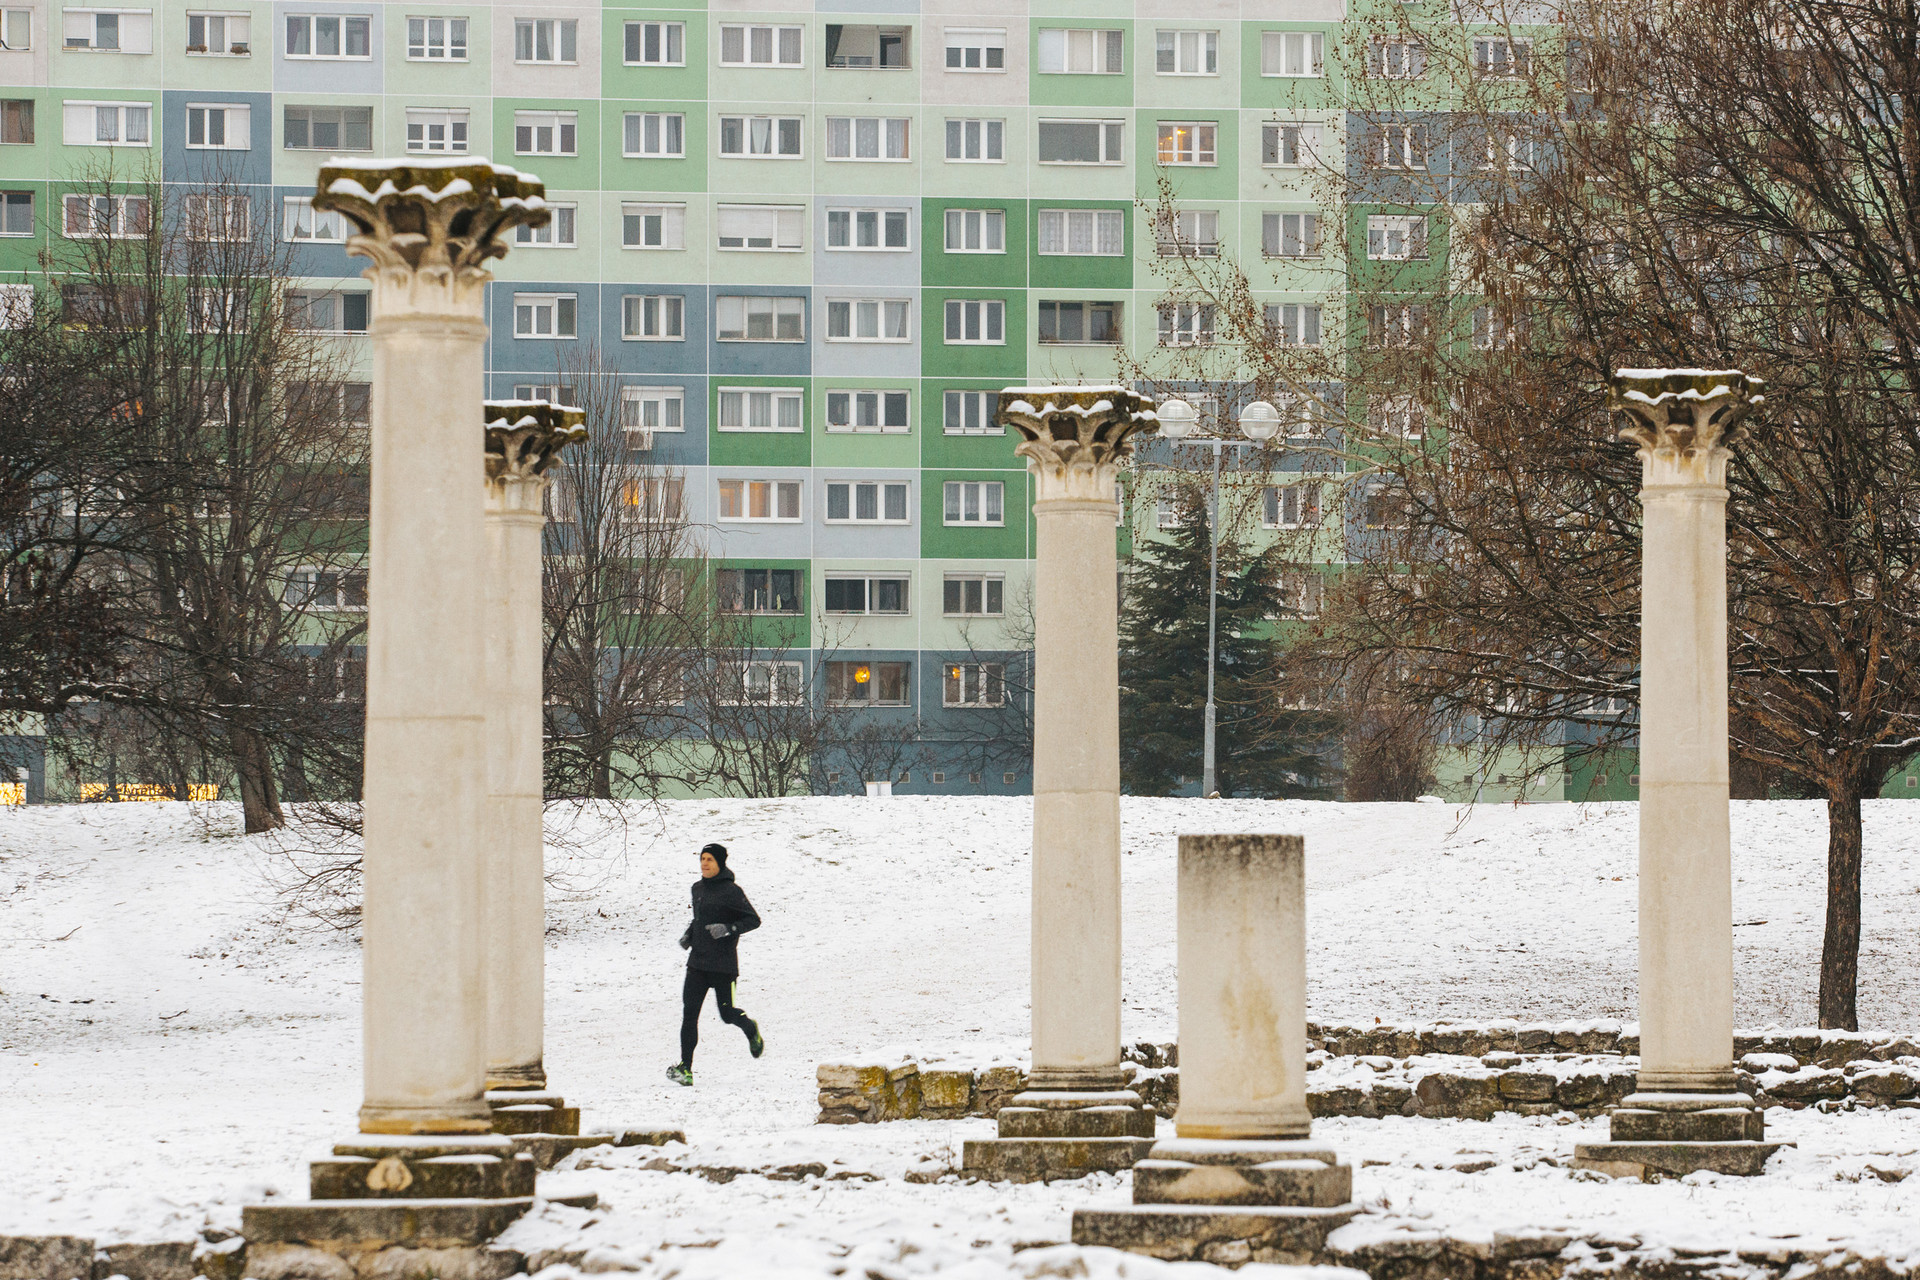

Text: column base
xmin=961 ymin=1088 xmax=1156 ymax=1182
xmin=242 ymin=1193 xmax=598 ymax=1280
xmin=312 ymin=1136 xmax=534 ymax=1201
xmin=1072 ymin=1137 xmax=1357 ymax=1264
xmin=1574 ymin=1091 xmax=1786 ymax=1179
xmin=485 ymin=1062 xmax=547 ymax=1092
xmin=486 ymin=1090 xmax=582 ymax=1137
xmin=358 ymin=1102 xmax=496 ymax=1136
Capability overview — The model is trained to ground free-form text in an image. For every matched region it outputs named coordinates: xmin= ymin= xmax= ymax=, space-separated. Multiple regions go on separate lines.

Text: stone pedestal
xmin=1572 ymin=369 xmax=1784 ymax=1181
xmin=250 ymin=159 xmax=562 ymax=1273
xmin=960 ymin=387 xmax=1159 ymax=1184
xmin=1074 ymin=835 xmax=1358 ymax=1263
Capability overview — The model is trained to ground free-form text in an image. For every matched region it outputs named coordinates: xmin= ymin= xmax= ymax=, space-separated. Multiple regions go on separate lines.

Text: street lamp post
xmin=1156 ymin=398 xmax=1283 ymax=799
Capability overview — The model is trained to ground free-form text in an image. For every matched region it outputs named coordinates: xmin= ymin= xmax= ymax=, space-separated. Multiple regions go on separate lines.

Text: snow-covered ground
xmin=4 ymin=798 xmax=1920 ymax=1276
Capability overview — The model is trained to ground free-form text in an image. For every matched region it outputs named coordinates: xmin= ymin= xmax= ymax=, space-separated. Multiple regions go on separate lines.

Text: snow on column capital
xmin=312 ymin=159 xmax=550 ymax=320
xmin=1609 ymin=369 xmax=1763 ymax=489
xmin=999 ymin=386 xmax=1160 ymax=504
xmin=484 ymin=399 xmax=587 ymax=516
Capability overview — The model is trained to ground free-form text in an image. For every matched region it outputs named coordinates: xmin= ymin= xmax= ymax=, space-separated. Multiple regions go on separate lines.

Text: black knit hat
xmin=700 ymin=841 xmax=729 ymax=867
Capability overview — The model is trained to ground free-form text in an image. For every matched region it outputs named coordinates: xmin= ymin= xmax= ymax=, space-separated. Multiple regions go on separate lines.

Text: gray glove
xmin=705 ymin=922 xmax=731 ymax=940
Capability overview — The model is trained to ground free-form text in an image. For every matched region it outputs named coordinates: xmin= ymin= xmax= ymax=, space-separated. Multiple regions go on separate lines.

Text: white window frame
xmin=1037 ymin=208 xmax=1124 ymax=257
xmin=825 ymin=389 xmax=911 ymax=434
xmin=3 ymin=8 xmax=32 ymax=50
xmin=944 ymin=117 xmax=1004 ymax=163
xmin=825 ymin=298 xmax=911 ymax=343
xmin=0 ymin=282 xmax=34 ymax=327
xmin=942 ymin=390 xmax=1000 ymax=436
xmin=1157 ymin=302 xmax=1215 ymax=347
xmin=824 ymin=479 xmax=911 ymax=525
xmin=63 ymin=99 xmax=151 ymax=147
xmin=63 ymin=7 xmax=153 ymax=52
xmin=1369 ymin=394 xmax=1422 ymax=440
xmin=186 ymin=10 xmax=249 ymax=55
xmin=187 ymin=286 xmax=247 ymax=333
xmin=1154 ymin=29 xmax=1217 ymax=76
xmin=943 ymin=299 xmax=1004 ymax=345
xmin=716 ymin=204 xmax=803 ymax=252
xmin=825 ymin=115 xmax=909 ymax=162
xmin=622 ymin=293 xmax=684 ymax=341
xmin=184 ymin=102 xmax=249 ymax=150
xmin=282 ymin=104 xmax=372 ymax=151
xmin=943 ymin=661 xmax=1006 ymax=708
xmin=1367 ymin=215 xmax=1428 ymax=261
xmin=0 ymin=190 xmax=34 ymax=237
xmin=1261 ymin=30 xmax=1324 ymax=77
xmin=286 ymin=289 xmax=369 ymax=333
xmin=623 ymin=111 xmax=684 ymax=158
xmin=943 ymin=480 xmax=1005 ymax=527
xmin=1263 ymin=211 xmax=1320 ymax=258
xmin=405 ymin=107 xmax=468 ymax=153
xmin=826 ymin=659 xmax=911 ymax=708
xmin=1036 ymin=118 xmax=1125 ymax=165
xmin=514 ymin=203 xmax=575 ymax=248
xmin=1036 ymin=27 xmax=1122 ymax=74
xmin=511 ymin=383 xmax=576 ymax=406
xmin=61 ymin=192 xmax=148 ymax=238
xmin=512 ymin=292 xmax=577 ymax=339
xmin=825 ymin=22 xmax=909 ymax=69
xmin=718 ymin=114 xmax=802 ymax=159
xmin=1155 ymin=209 xmax=1218 ymax=257
xmin=944 ymin=27 xmax=1003 ymax=72
xmin=717 ymin=23 xmax=802 ymax=67
xmin=823 ymin=574 xmax=911 ymax=615
xmin=1264 ymin=481 xmax=1322 ymax=529
xmin=1473 ymin=36 xmax=1531 ymax=77
xmin=826 ymin=207 xmax=910 ymax=252
xmin=1265 ymin=303 xmax=1323 ymax=346
xmin=514 ymin=110 xmax=577 ymax=157
xmin=283 ymin=12 xmax=369 ymax=59
xmin=1155 ymin=121 xmax=1216 ymax=167
xmin=1368 ymin=39 xmax=1425 ymax=79
xmin=624 ymin=19 xmax=683 ymax=66
xmin=1262 ymin=122 xmax=1321 ymax=168
xmin=716 ymin=389 xmax=804 ymax=432
xmin=715 ymin=295 xmax=805 ymax=343
xmin=0 ymin=99 xmax=29 ymax=145
xmin=717 ymin=478 xmax=803 ymax=521
xmin=406 ymin=15 xmax=465 ymax=60
xmin=1038 ymin=299 xmax=1122 ymax=345
xmin=944 ymin=208 xmax=1005 ymax=254
xmin=1373 ymin=122 xmax=1428 ymax=171
xmin=287 ymin=567 xmax=368 ymax=611
xmin=620 ymin=386 xmax=685 ymax=436
xmin=182 ymin=191 xmax=249 ymax=241
xmin=513 ymin=16 xmax=575 ymax=64
xmin=722 ymin=659 xmax=806 ymax=704
xmin=942 ymin=573 xmax=1004 ymax=618
xmin=621 ymin=202 xmax=685 ymax=250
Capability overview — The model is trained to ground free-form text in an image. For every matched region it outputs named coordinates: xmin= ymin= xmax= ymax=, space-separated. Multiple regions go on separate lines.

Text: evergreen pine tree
xmin=1119 ymin=480 xmax=1332 ymax=798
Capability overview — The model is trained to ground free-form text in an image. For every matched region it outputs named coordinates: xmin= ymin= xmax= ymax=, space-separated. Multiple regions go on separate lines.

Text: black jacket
xmin=684 ymin=868 xmax=760 ymax=976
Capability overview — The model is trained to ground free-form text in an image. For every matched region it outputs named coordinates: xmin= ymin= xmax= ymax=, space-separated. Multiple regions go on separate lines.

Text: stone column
xmin=1574 ymin=368 xmax=1782 ymax=1181
xmin=1073 ymin=835 xmax=1355 ymax=1265
xmin=960 ymin=386 xmax=1159 ymax=1184
xmin=482 ymin=401 xmax=585 ymax=1093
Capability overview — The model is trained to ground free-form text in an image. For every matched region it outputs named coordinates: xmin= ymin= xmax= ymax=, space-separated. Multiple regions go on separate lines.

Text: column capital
xmin=1610 ymin=368 xmax=1764 ymax=487
xmin=312 ymin=160 xmax=550 ymax=319
xmin=999 ymin=385 xmax=1159 ymax=503
xmin=484 ymin=400 xmax=587 ymax=514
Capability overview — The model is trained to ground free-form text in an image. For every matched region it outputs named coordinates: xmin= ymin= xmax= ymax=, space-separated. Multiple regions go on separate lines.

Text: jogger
xmin=680 ymin=969 xmax=753 ymax=1067
xmin=669 ymin=841 xmax=763 ymax=1086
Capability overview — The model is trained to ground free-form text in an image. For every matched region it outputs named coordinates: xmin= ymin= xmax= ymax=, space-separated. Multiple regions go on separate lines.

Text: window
xmin=288 ymin=568 xmax=368 ymax=610
xmin=514 ymin=111 xmax=576 ymax=156
xmin=825 ymin=299 xmax=910 ymax=343
xmin=622 ymin=294 xmax=683 ymax=340
xmin=1263 ymin=212 xmax=1319 ymax=257
xmin=515 ymin=204 xmax=575 ymax=247
xmin=1279 ymin=566 xmax=1325 ymax=617
xmin=718 ymin=23 xmax=801 ymax=67
xmin=826 ymin=116 xmax=909 ymax=161
xmin=283 ymin=196 xmax=344 ymax=242
xmin=721 ymin=657 xmax=805 ymax=701
xmin=624 ymin=20 xmax=682 ymax=65
xmin=61 ymin=282 xmax=150 ymax=327
xmin=1155 ymin=209 xmax=1218 ymax=257
xmin=0 ymin=190 xmax=32 ymax=236
xmin=61 ymin=193 xmax=149 ymax=238
xmin=64 ymin=100 xmax=151 ymax=146
xmin=944 ymin=118 xmax=1004 ymax=162
xmin=718 ymin=114 xmax=802 ymax=158
xmin=943 ymin=481 xmax=1004 ymax=526
xmin=512 ymin=293 xmax=576 ymax=339
xmin=717 ymin=478 xmax=802 ymax=521
xmin=1264 ymin=482 xmax=1321 ymax=528
xmin=406 ymin=15 xmax=464 ymax=59
xmin=716 ymin=205 xmax=803 ymax=252
xmin=406 ymin=108 xmax=468 ymax=153
xmin=623 ymin=112 xmax=684 ymax=158
xmin=186 ymin=11 xmax=248 ymax=54
xmin=1261 ymin=30 xmax=1323 ymax=76
xmin=1372 ymin=123 xmax=1428 ymax=170
xmin=943 ymin=390 xmax=999 ymax=435
xmin=945 ymin=28 xmax=1002 ymax=71
xmin=825 ymin=576 xmax=909 ymax=615
xmin=622 ymin=203 xmax=684 ymax=249
xmin=826 ymin=24 xmax=907 ymax=68
xmin=3 ymin=8 xmax=30 ymax=49
xmin=1037 ymin=119 xmax=1123 ymax=164
xmin=944 ymin=300 xmax=1004 ymax=345
xmin=1038 ymin=300 xmax=1120 ymax=344
xmin=827 ymin=661 xmax=909 ymax=706
xmin=1363 ymin=489 xmax=1409 ymax=529
xmin=717 ymin=387 xmax=804 ymax=430
xmin=1368 ymin=303 xmax=1428 ymax=347
xmin=1265 ymin=303 xmax=1322 ymax=346
xmin=1 ymin=100 xmax=31 ymax=144
xmin=513 ymin=17 xmax=574 ymax=63
xmin=826 ymin=390 xmax=909 ymax=433
xmin=1369 ymin=39 xmax=1425 ymax=78
xmin=616 ymin=474 xmax=684 ymax=522
xmin=287 ymin=290 xmax=369 ymax=333
xmin=944 ymin=662 xmax=1005 ymax=708
xmin=827 ymin=208 xmax=909 ymax=251
xmin=1262 ymin=122 xmax=1320 ymax=167
xmin=825 ymin=480 xmax=909 ymax=523
xmin=188 ymin=287 xmax=246 ymax=333
xmin=1037 ymin=208 xmax=1125 ymax=256
xmin=1157 ymin=302 xmax=1214 ymax=346
xmin=1473 ymin=305 xmax=1520 ymax=350
xmin=1155 ymin=30 xmax=1216 ymax=75
xmin=64 ymin=8 xmax=153 ymax=51
xmin=1156 ymin=122 xmax=1216 ymax=166
xmin=944 ymin=209 xmax=1004 ymax=253
xmin=715 ymin=296 xmax=804 ymax=342
xmin=1477 ymin=126 xmax=1536 ymax=172
xmin=515 ymin=384 xmax=578 ymax=407
xmin=1473 ymin=37 xmax=1530 ymax=77
xmin=1369 ymin=395 xmax=1422 ymax=439
xmin=943 ymin=574 xmax=1003 ymax=616
xmin=182 ymin=192 xmax=248 ymax=241
xmin=182 ymin=102 xmax=245 ymax=149
xmin=284 ymin=13 xmax=368 ymax=58
xmin=284 ymin=105 xmax=372 ymax=151
xmin=1367 ymin=215 xmax=1428 ymax=260
xmin=621 ymin=386 xmax=684 ymax=435
xmin=1037 ymin=27 xmax=1122 ymax=73
xmin=289 ymin=380 xmax=372 ymax=426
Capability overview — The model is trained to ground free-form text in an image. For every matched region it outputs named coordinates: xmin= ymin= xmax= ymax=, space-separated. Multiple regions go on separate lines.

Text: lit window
xmin=717 ymin=478 xmax=803 ymax=520
xmin=827 ymin=661 xmax=909 ymax=706
xmin=1156 ymin=122 xmax=1216 ymax=166
xmin=943 ymin=662 xmax=1005 ymax=707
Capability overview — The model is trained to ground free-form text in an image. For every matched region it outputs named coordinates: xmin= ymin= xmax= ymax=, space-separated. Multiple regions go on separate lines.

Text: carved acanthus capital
xmin=483 ymin=400 xmax=587 ymax=513
xmin=1610 ymin=368 xmax=1763 ymax=488
xmin=312 ymin=160 xmax=550 ymax=319
xmin=999 ymin=385 xmax=1159 ymax=503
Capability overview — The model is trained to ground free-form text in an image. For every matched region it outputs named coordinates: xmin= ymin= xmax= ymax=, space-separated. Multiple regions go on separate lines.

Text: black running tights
xmin=681 ymin=968 xmax=751 ymax=1066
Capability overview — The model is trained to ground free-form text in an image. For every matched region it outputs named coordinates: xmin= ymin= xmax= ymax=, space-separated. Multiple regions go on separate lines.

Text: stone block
xmin=614 ymin=1128 xmax=685 ymax=1147
xmin=1553 ymin=1072 xmax=1609 ymax=1109
xmin=509 ymin=1134 xmax=623 ymax=1170
xmin=1497 ymin=1071 xmax=1556 ymax=1103
xmin=1767 ymin=1069 xmax=1848 ymax=1101
xmin=1515 ymin=1027 xmax=1555 ymax=1053
xmin=194 ymin=1238 xmax=247 ymax=1280
xmin=1413 ymin=1072 xmax=1499 ymax=1120
xmin=996 ymin=1105 xmax=1155 ymax=1139
xmin=960 ymin=1138 xmax=1156 ymax=1183
xmin=93 ymin=1243 xmax=194 ymax=1280
xmin=1070 ymin=1203 xmax=1357 ymax=1265
xmin=244 ymin=1244 xmax=524 ymax=1280
xmin=813 ymin=1062 xmax=921 ymax=1123
xmin=309 ymin=1154 xmax=536 ymax=1202
xmin=1611 ymin=1107 xmax=1763 ymax=1143
xmin=1374 ymin=1082 xmax=1414 ymax=1115
xmin=0 ymin=1237 xmax=95 ymax=1280
xmin=1572 ymin=1141 xmax=1786 ymax=1179
xmin=972 ymin=1066 xmax=1026 ymax=1116
xmin=488 ymin=1106 xmax=581 ymax=1138
xmin=243 ymin=1201 xmax=537 ymax=1250
xmin=1850 ymin=1068 xmax=1919 ymax=1101
xmin=1132 ymin=1158 xmax=1352 ymax=1208
xmin=1307 ymin=1084 xmax=1375 ymax=1118
xmin=918 ymin=1069 xmax=974 ymax=1119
